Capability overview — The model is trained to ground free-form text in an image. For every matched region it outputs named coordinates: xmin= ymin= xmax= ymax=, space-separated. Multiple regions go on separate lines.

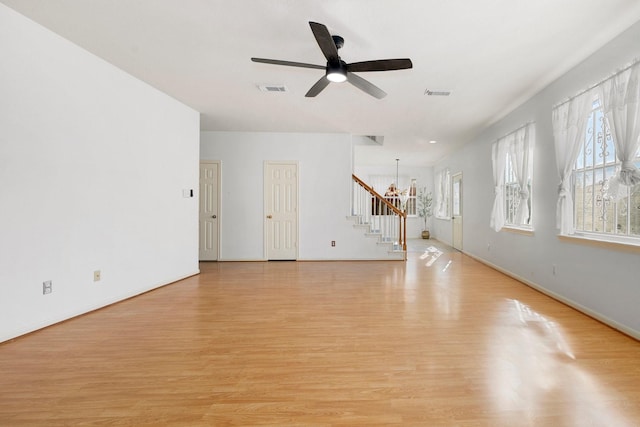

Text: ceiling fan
xmin=251 ymin=21 xmax=412 ymax=99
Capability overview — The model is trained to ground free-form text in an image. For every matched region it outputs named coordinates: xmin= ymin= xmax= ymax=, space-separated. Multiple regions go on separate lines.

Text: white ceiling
xmin=3 ymin=0 xmax=640 ymax=166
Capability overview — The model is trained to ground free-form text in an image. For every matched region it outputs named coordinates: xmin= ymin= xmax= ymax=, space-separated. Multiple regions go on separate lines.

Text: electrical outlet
xmin=331 ymin=240 xmax=336 ymax=247
xmin=94 ymin=270 xmax=101 ymax=282
xmin=43 ymin=280 xmax=52 ymax=295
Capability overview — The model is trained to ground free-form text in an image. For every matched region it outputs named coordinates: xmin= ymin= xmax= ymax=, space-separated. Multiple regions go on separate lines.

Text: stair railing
xmin=352 ymin=174 xmax=407 ymax=257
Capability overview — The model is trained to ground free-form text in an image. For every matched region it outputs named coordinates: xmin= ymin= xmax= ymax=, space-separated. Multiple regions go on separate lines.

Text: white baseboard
xmin=0 ymin=269 xmax=201 ymax=344
xmin=462 ymin=250 xmax=640 ymax=341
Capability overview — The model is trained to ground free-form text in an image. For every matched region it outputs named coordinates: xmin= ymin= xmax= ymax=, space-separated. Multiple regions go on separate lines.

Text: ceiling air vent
xmin=424 ymin=89 xmax=451 ymax=96
xmin=364 ymin=135 xmax=384 ymax=145
xmin=258 ymin=84 xmax=288 ymax=92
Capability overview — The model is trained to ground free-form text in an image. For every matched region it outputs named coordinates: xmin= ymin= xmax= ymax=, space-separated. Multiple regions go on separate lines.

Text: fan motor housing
xmin=326 ymin=60 xmax=347 ymax=82
xmin=332 ymin=35 xmax=344 ymax=49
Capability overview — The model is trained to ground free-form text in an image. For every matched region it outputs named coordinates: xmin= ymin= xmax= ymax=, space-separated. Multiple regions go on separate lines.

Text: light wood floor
xmin=1 ymin=240 xmax=640 ymax=426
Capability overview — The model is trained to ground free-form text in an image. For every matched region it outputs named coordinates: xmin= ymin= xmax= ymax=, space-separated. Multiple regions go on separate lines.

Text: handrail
xmin=352 ymin=174 xmax=407 ymax=258
xmin=352 ymin=174 xmax=404 ymax=216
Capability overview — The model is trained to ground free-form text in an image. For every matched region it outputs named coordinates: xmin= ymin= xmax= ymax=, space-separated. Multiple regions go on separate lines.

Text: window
xmin=370 ymin=175 xmax=417 ymax=216
xmin=491 ymin=123 xmax=534 ymax=231
xmin=573 ymin=99 xmax=640 ymax=238
xmin=406 ymin=179 xmax=417 ymax=216
xmin=504 ymin=155 xmax=521 ymax=225
xmin=435 ymin=169 xmax=450 ymax=219
xmin=504 ymin=150 xmax=532 ymax=227
xmin=553 ymin=60 xmax=640 ymax=238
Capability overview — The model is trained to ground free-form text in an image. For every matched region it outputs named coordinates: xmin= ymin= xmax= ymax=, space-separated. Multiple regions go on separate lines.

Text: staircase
xmin=345 ymin=215 xmax=406 ymax=260
xmin=350 ymin=175 xmax=407 ymax=260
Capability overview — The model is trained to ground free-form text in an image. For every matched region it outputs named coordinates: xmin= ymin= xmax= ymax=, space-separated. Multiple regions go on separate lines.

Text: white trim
xmin=559 ymin=233 xmax=640 ymax=252
xmin=502 ymin=226 xmax=534 ymax=236
xmin=570 ymin=232 xmax=640 ymax=247
xmin=463 ymin=251 xmax=640 ymax=341
xmin=0 ymin=270 xmax=200 ymax=344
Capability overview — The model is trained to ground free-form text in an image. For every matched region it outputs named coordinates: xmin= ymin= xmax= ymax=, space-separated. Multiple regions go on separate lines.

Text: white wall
xmin=433 ymin=21 xmax=640 ymax=337
xmin=201 ymin=131 xmax=372 ymax=260
xmin=0 ymin=5 xmax=200 ymax=343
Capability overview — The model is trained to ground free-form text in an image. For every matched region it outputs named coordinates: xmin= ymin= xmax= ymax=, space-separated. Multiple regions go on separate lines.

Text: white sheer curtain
xmin=552 ymin=89 xmax=596 ymax=234
xmin=509 ymin=124 xmax=534 ymax=225
xmin=435 ymin=168 xmax=450 ymax=219
xmin=490 ymin=139 xmax=508 ymax=231
xmin=598 ymin=61 xmax=640 ymax=198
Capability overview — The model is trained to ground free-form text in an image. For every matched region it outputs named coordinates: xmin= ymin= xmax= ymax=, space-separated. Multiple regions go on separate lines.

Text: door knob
xmin=267 ymin=215 xmax=273 ymax=219
xmin=212 ymin=215 xmax=217 ymax=219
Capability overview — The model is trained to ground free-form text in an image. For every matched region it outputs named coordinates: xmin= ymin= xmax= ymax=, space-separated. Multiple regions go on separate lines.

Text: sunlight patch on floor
xmin=420 ymin=245 xmax=443 ymax=267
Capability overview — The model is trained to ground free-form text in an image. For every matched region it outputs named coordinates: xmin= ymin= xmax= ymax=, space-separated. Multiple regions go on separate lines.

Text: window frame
xmin=503 ymin=150 xmax=533 ymax=231
xmin=435 ymin=169 xmax=451 ymax=220
xmin=369 ymin=175 xmax=417 ymax=216
xmin=491 ymin=123 xmax=535 ymax=232
xmin=571 ymin=98 xmax=640 ymax=244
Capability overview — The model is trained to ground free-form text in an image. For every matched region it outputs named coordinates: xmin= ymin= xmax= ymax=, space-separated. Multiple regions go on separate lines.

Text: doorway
xmin=199 ymin=161 xmax=219 ymax=261
xmin=452 ymin=172 xmax=463 ymax=251
xmin=264 ymin=161 xmax=299 ymax=260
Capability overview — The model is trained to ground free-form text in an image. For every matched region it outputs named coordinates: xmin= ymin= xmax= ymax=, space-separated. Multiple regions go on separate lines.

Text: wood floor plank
xmin=1 ymin=240 xmax=640 ymax=426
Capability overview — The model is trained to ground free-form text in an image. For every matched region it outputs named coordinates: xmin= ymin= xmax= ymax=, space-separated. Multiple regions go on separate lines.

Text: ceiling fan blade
xmin=347 ymin=59 xmax=413 ymax=73
xmin=346 ymin=72 xmax=387 ymax=99
xmin=305 ymin=76 xmax=331 ymax=97
xmin=251 ymin=58 xmax=325 ymax=70
xmin=309 ymin=22 xmax=339 ymax=63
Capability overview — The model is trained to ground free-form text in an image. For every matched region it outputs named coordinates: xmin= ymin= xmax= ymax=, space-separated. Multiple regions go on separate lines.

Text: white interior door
xmin=452 ymin=172 xmax=463 ymax=251
xmin=264 ymin=162 xmax=298 ymax=260
xmin=199 ymin=161 xmax=219 ymax=261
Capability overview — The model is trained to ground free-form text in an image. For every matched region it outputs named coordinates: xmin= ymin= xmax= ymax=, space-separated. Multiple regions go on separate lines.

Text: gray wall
xmin=201 ymin=131 xmax=377 ymax=260
xmin=433 ymin=21 xmax=640 ymax=338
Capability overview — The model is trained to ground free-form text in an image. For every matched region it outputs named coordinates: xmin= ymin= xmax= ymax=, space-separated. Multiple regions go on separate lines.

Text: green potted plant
xmin=417 ymin=187 xmax=433 ymax=239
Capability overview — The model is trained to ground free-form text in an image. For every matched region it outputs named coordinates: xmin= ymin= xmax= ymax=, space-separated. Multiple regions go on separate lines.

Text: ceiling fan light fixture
xmin=326 ymin=63 xmax=347 ymax=83
xmin=327 ymin=71 xmax=347 ymax=83
xmin=252 ymin=21 xmax=412 ymax=97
